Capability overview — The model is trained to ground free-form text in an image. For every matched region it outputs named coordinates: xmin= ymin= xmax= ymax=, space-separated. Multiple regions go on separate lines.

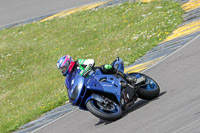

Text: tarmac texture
xmin=1 ymin=0 xmax=200 ymax=132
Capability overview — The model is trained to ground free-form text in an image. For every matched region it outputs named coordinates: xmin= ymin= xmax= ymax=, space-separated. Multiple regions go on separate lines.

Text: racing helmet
xmin=57 ymin=55 xmax=75 ymax=76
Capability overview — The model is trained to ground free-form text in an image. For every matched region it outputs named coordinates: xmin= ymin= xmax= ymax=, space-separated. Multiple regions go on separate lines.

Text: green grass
xmin=0 ymin=0 xmax=184 ymax=132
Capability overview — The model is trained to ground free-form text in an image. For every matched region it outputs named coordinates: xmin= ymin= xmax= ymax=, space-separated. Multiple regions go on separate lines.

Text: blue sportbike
xmin=65 ymin=57 xmax=160 ymax=121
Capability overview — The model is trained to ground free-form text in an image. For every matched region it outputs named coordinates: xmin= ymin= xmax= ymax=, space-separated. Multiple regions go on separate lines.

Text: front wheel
xmin=129 ymin=73 xmax=160 ymax=100
xmin=86 ymin=98 xmax=122 ymax=121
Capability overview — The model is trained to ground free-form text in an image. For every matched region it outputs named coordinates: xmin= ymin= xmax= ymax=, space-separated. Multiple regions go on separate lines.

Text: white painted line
xmin=31 ymin=108 xmax=78 ymax=133
xmin=143 ymin=33 xmax=200 ymax=73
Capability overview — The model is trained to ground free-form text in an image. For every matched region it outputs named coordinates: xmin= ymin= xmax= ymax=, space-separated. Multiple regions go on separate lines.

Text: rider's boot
xmin=125 ymin=74 xmax=137 ymax=85
xmin=116 ymin=70 xmax=137 ymax=85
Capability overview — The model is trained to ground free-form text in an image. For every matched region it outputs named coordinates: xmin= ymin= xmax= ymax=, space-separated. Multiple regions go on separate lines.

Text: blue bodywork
xmin=65 ymin=58 xmax=126 ymax=110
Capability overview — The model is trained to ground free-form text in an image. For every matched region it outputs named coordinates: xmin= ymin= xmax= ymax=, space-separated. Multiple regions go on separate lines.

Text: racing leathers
xmin=74 ymin=59 xmax=95 ymax=77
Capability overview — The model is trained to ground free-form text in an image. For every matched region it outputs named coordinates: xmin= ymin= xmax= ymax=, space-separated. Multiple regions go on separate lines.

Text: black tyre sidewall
xmin=86 ymin=100 xmax=122 ymax=121
xmin=137 ymin=85 xmax=160 ymax=100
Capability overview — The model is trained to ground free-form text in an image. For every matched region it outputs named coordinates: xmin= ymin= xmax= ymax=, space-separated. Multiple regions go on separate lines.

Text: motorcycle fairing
xmin=85 ymin=70 xmax=123 ymax=104
xmin=65 ymin=69 xmax=85 ymax=105
xmin=113 ymin=58 xmax=124 ymax=72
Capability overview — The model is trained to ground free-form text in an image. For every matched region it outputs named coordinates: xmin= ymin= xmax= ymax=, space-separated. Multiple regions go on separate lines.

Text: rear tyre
xmin=129 ymin=73 xmax=160 ymax=100
xmin=86 ymin=99 xmax=122 ymax=121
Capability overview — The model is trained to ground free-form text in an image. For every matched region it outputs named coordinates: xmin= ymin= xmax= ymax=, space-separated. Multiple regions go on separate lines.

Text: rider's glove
xmin=82 ymin=65 xmax=92 ymax=77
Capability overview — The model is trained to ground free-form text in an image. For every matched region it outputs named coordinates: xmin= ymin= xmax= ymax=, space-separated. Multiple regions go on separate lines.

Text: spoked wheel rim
xmin=91 ymin=100 xmax=120 ymax=114
xmin=86 ymin=98 xmax=123 ymax=121
xmin=143 ymin=77 xmax=157 ymax=90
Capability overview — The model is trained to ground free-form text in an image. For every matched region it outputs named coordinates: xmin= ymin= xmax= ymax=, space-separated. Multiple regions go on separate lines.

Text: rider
xmin=56 ymin=55 xmax=95 ymax=77
xmin=57 ymin=55 xmax=137 ymax=108
xmin=57 ymin=55 xmax=136 ymax=82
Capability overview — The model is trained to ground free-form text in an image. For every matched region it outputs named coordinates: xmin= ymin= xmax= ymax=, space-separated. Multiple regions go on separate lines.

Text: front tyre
xmin=86 ymin=99 xmax=122 ymax=121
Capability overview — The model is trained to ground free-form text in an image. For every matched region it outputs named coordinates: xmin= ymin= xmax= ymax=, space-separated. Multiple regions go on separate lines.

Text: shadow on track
xmin=123 ymin=91 xmax=167 ymax=118
xmin=95 ymin=119 xmax=113 ymax=126
xmin=95 ymin=91 xmax=166 ymax=126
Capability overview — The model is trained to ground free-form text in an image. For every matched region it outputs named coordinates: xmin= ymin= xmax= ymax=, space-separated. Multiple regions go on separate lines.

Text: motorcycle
xmin=65 ymin=57 xmax=160 ymax=121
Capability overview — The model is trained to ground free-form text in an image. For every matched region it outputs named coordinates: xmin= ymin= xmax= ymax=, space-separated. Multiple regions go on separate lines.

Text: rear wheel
xmin=86 ymin=98 xmax=122 ymax=121
xmin=129 ymin=73 xmax=160 ymax=100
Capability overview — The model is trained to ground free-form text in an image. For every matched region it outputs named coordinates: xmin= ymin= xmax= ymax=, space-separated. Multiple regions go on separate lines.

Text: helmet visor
xmin=61 ymin=66 xmax=68 ymax=74
xmin=60 ymin=61 xmax=70 ymax=75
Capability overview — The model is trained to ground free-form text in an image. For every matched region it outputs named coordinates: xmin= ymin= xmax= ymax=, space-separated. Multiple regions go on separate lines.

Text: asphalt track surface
xmin=34 ymin=35 xmax=200 ymax=132
xmin=0 ymin=0 xmax=103 ymax=27
xmin=2 ymin=0 xmax=200 ymax=132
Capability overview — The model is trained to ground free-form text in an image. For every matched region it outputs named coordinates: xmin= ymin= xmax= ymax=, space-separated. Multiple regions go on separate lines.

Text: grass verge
xmin=0 ymin=0 xmax=184 ymax=132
